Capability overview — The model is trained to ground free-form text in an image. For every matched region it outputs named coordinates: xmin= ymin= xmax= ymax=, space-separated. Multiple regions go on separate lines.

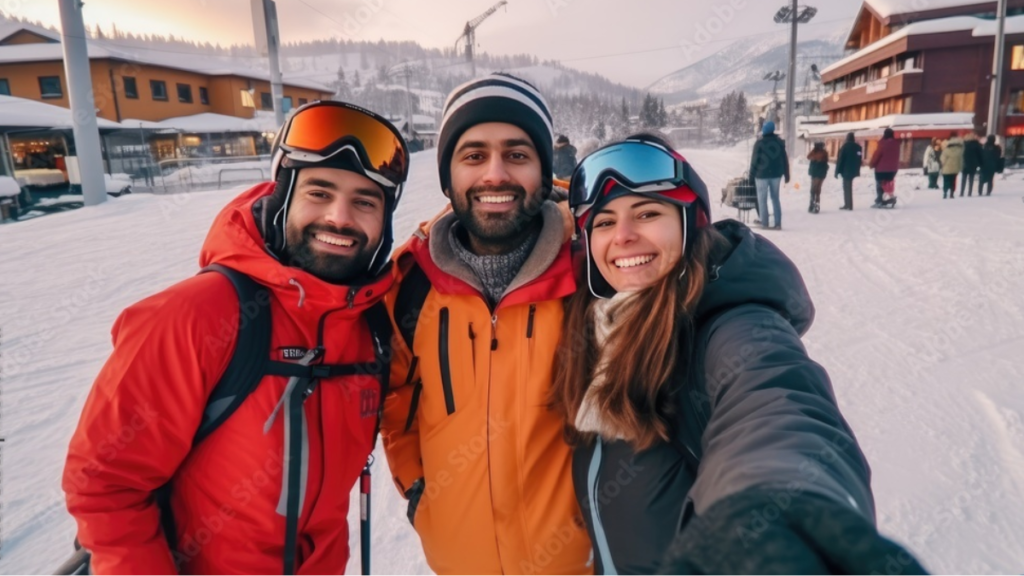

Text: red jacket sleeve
xmin=62 ymin=275 xmax=236 ymax=575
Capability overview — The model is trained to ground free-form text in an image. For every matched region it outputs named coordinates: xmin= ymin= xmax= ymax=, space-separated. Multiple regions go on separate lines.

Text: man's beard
xmin=450 ymin=182 xmax=547 ymax=249
xmin=283 ymin=223 xmax=377 ymax=284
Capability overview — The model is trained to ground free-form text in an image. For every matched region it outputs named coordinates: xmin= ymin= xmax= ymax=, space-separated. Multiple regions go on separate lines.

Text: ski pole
xmin=360 ymin=455 xmax=373 ymax=575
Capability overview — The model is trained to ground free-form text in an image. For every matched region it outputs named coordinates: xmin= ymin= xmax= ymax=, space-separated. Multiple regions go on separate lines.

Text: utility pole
xmin=786 ymin=0 xmax=798 ymax=157
xmin=252 ymin=0 xmax=285 ymax=126
xmin=775 ymin=3 xmax=816 ymax=158
xmin=58 ymin=0 xmax=106 ymax=206
xmin=988 ymin=0 xmax=1008 ymax=137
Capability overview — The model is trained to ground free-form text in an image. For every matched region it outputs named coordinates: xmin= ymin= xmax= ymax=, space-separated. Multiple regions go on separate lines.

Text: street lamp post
xmin=988 ymin=0 xmax=1008 ymax=137
xmin=58 ymin=0 xmax=107 ymax=206
xmin=774 ymin=2 xmax=817 ymax=158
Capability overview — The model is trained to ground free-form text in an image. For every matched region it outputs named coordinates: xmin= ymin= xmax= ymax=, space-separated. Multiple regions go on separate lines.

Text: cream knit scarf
xmin=574 ymin=291 xmax=637 ymax=440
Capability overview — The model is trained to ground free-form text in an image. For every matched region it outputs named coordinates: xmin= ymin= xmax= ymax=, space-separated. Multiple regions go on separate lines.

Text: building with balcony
xmin=815 ymin=0 xmax=1024 ymax=166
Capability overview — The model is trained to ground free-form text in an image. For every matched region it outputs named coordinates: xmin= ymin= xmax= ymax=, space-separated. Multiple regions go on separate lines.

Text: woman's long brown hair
xmin=550 ymin=223 xmax=728 ymax=451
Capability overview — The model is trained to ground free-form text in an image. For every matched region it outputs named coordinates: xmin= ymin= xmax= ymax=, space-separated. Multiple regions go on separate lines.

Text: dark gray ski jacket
xmin=571 ymin=220 xmax=875 ymax=574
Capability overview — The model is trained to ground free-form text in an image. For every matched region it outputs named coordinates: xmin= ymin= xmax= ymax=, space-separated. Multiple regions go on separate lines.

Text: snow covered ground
xmin=2 ymin=146 xmax=1024 ymax=573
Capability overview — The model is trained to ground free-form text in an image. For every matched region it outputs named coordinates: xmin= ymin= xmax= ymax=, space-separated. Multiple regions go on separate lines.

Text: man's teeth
xmin=478 ymin=195 xmax=515 ymax=204
xmin=316 ymin=233 xmax=354 ymax=247
xmin=614 ymin=255 xmax=655 ymax=268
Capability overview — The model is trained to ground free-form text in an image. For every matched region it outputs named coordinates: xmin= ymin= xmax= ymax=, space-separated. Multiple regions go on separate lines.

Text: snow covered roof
xmin=0 ymin=37 xmax=332 ymax=93
xmin=0 ymin=94 xmax=123 ymax=130
xmin=822 ymin=14 xmax=1024 ymax=75
xmin=864 ymin=0 xmax=992 ymax=19
xmin=0 ymin=20 xmax=60 ymax=44
xmin=140 ymin=112 xmax=280 ymax=134
xmin=807 ymin=112 xmax=975 ymax=136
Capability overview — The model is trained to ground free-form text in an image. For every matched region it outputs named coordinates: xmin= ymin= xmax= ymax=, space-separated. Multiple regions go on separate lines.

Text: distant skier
xmin=869 ymin=127 xmax=900 ymax=208
xmin=807 ymin=141 xmax=829 ymax=213
xmin=923 ymin=138 xmax=942 ymax=190
xmin=941 ymin=132 xmax=965 ymax=199
xmin=834 ymin=131 xmax=863 ymax=210
xmin=961 ymin=131 xmax=983 ymax=197
xmin=749 ymin=120 xmax=790 ymax=229
xmin=979 ymin=134 xmax=1003 ymax=196
xmin=554 ymin=134 xmax=578 ymax=179
xmin=62 ymin=101 xmax=409 ymax=574
xmin=552 ymin=133 xmax=928 ymax=574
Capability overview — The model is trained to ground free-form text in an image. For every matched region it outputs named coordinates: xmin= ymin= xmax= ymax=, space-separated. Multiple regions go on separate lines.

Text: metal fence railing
xmin=153 ymin=155 xmax=272 ymax=194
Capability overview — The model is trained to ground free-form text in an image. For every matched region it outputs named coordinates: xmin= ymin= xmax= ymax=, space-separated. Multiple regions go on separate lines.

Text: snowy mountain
xmin=648 ymin=23 xmax=850 ymax=105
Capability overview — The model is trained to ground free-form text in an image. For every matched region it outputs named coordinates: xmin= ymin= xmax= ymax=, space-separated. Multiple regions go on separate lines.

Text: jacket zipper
xmin=490 ymin=314 xmax=498 ymax=351
xmin=439 ymin=307 xmax=455 ymax=415
xmin=526 ymin=304 xmax=536 ymax=338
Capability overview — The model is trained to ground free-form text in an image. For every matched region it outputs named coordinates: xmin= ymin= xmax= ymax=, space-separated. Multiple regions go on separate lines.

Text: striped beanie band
xmin=437 ymin=72 xmax=554 ymax=194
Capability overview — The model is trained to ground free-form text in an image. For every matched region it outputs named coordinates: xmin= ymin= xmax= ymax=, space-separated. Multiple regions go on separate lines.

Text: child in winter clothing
xmin=807 ymin=141 xmax=829 ymax=213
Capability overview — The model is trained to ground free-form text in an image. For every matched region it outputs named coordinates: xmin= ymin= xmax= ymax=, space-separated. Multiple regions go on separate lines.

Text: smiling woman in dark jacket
xmin=552 ymin=134 xmax=926 ymax=575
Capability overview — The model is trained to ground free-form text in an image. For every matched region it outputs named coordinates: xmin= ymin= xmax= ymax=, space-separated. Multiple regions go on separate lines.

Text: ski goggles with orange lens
xmin=568 ymin=140 xmax=707 ymax=222
xmin=277 ymin=101 xmax=409 ymax=190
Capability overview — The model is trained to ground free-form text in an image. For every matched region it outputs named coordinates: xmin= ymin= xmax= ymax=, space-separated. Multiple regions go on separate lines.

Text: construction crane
xmin=455 ymin=1 xmax=508 ymax=77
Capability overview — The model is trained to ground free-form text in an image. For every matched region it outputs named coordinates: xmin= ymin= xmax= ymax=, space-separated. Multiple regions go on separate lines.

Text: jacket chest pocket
xmin=419 ymin=307 xmax=480 ymax=431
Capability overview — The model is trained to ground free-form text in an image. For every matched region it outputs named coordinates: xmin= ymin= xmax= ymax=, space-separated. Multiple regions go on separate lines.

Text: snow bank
xmin=0 ymin=175 xmax=21 ymax=197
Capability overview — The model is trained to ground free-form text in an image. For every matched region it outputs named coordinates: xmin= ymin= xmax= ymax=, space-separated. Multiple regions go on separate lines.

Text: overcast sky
xmin=13 ymin=0 xmax=863 ymax=87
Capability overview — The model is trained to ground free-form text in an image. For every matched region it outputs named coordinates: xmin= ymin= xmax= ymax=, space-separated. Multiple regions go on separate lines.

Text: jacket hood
xmin=695 ymin=220 xmax=814 ymax=335
xmin=199 ymin=183 xmax=393 ymax=312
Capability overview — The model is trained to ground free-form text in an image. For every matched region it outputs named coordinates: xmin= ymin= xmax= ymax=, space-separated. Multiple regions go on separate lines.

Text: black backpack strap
xmin=393 ymin=262 xmax=432 ymax=433
xmin=364 ymin=301 xmax=393 ymax=450
xmin=394 ymin=262 xmax=431 ymax=351
xmin=194 ymin=264 xmax=273 ymax=445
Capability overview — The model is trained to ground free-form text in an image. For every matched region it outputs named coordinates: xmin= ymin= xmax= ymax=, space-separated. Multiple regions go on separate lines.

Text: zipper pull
xmin=468 ymin=322 xmax=476 ymax=341
xmin=490 ymin=314 xmax=498 ymax=351
xmin=347 ymin=286 xmax=357 ymax=309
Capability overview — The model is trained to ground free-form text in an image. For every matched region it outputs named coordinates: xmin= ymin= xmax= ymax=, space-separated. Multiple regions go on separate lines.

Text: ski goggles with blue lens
xmin=568 ymin=139 xmax=708 ymax=221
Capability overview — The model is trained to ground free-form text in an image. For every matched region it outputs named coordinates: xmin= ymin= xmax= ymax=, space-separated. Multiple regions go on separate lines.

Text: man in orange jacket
xmin=62 ymin=101 xmax=408 ymax=574
xmin=380 ymin=73 xmax=592 ymax=574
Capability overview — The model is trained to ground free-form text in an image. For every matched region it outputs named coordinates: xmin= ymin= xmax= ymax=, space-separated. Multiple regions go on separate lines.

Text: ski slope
xmin=2 ymin=147 xmax=1023 ymax=574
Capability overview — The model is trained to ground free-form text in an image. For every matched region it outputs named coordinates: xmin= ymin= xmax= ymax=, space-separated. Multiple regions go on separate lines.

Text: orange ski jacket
xmin=381 ymin=201 xmax=592 ymax=574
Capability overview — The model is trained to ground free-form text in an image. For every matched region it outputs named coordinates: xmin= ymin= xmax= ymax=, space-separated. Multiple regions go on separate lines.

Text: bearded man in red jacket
xmin=63 ymin=101 xmax=408 ymax=575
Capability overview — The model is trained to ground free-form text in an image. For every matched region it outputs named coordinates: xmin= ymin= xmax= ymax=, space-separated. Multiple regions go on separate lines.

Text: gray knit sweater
xmin=449 ymin=223 xmax=540 ymax=306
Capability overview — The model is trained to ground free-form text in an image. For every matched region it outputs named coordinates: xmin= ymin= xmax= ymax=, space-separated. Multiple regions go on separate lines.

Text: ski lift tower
xmin=455 ymin=1 xmax=508 ymax=77
xmin=775 ymin=2 xmax=817 ymax=158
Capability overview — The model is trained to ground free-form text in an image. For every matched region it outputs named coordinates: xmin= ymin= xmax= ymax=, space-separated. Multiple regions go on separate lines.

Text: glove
xmin=659 ymin=489 xmax=928 ymax=575
xmin=405 ymin=478 xmax=425 ymax=526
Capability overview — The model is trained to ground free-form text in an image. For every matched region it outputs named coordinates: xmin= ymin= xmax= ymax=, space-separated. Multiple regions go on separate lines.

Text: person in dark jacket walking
xmin=807 ymin=141 xmax=829 ymax=213
xmin=749 ymin=121 xmax=790 ymax=229
xmin=834 ymin=132 xmax=862 ymax=210
xmin=961 ymin=131 xmax=983 ymax=196
xmin=868 ymin=127 xmax=900 ymax=207
xmin=979 ymin=134 xmax=1003 ymax=196
xmin=553 ymin=135 xmax=927 ymax=575
xmin=554 ymin=134 xmax=578 ymax=180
